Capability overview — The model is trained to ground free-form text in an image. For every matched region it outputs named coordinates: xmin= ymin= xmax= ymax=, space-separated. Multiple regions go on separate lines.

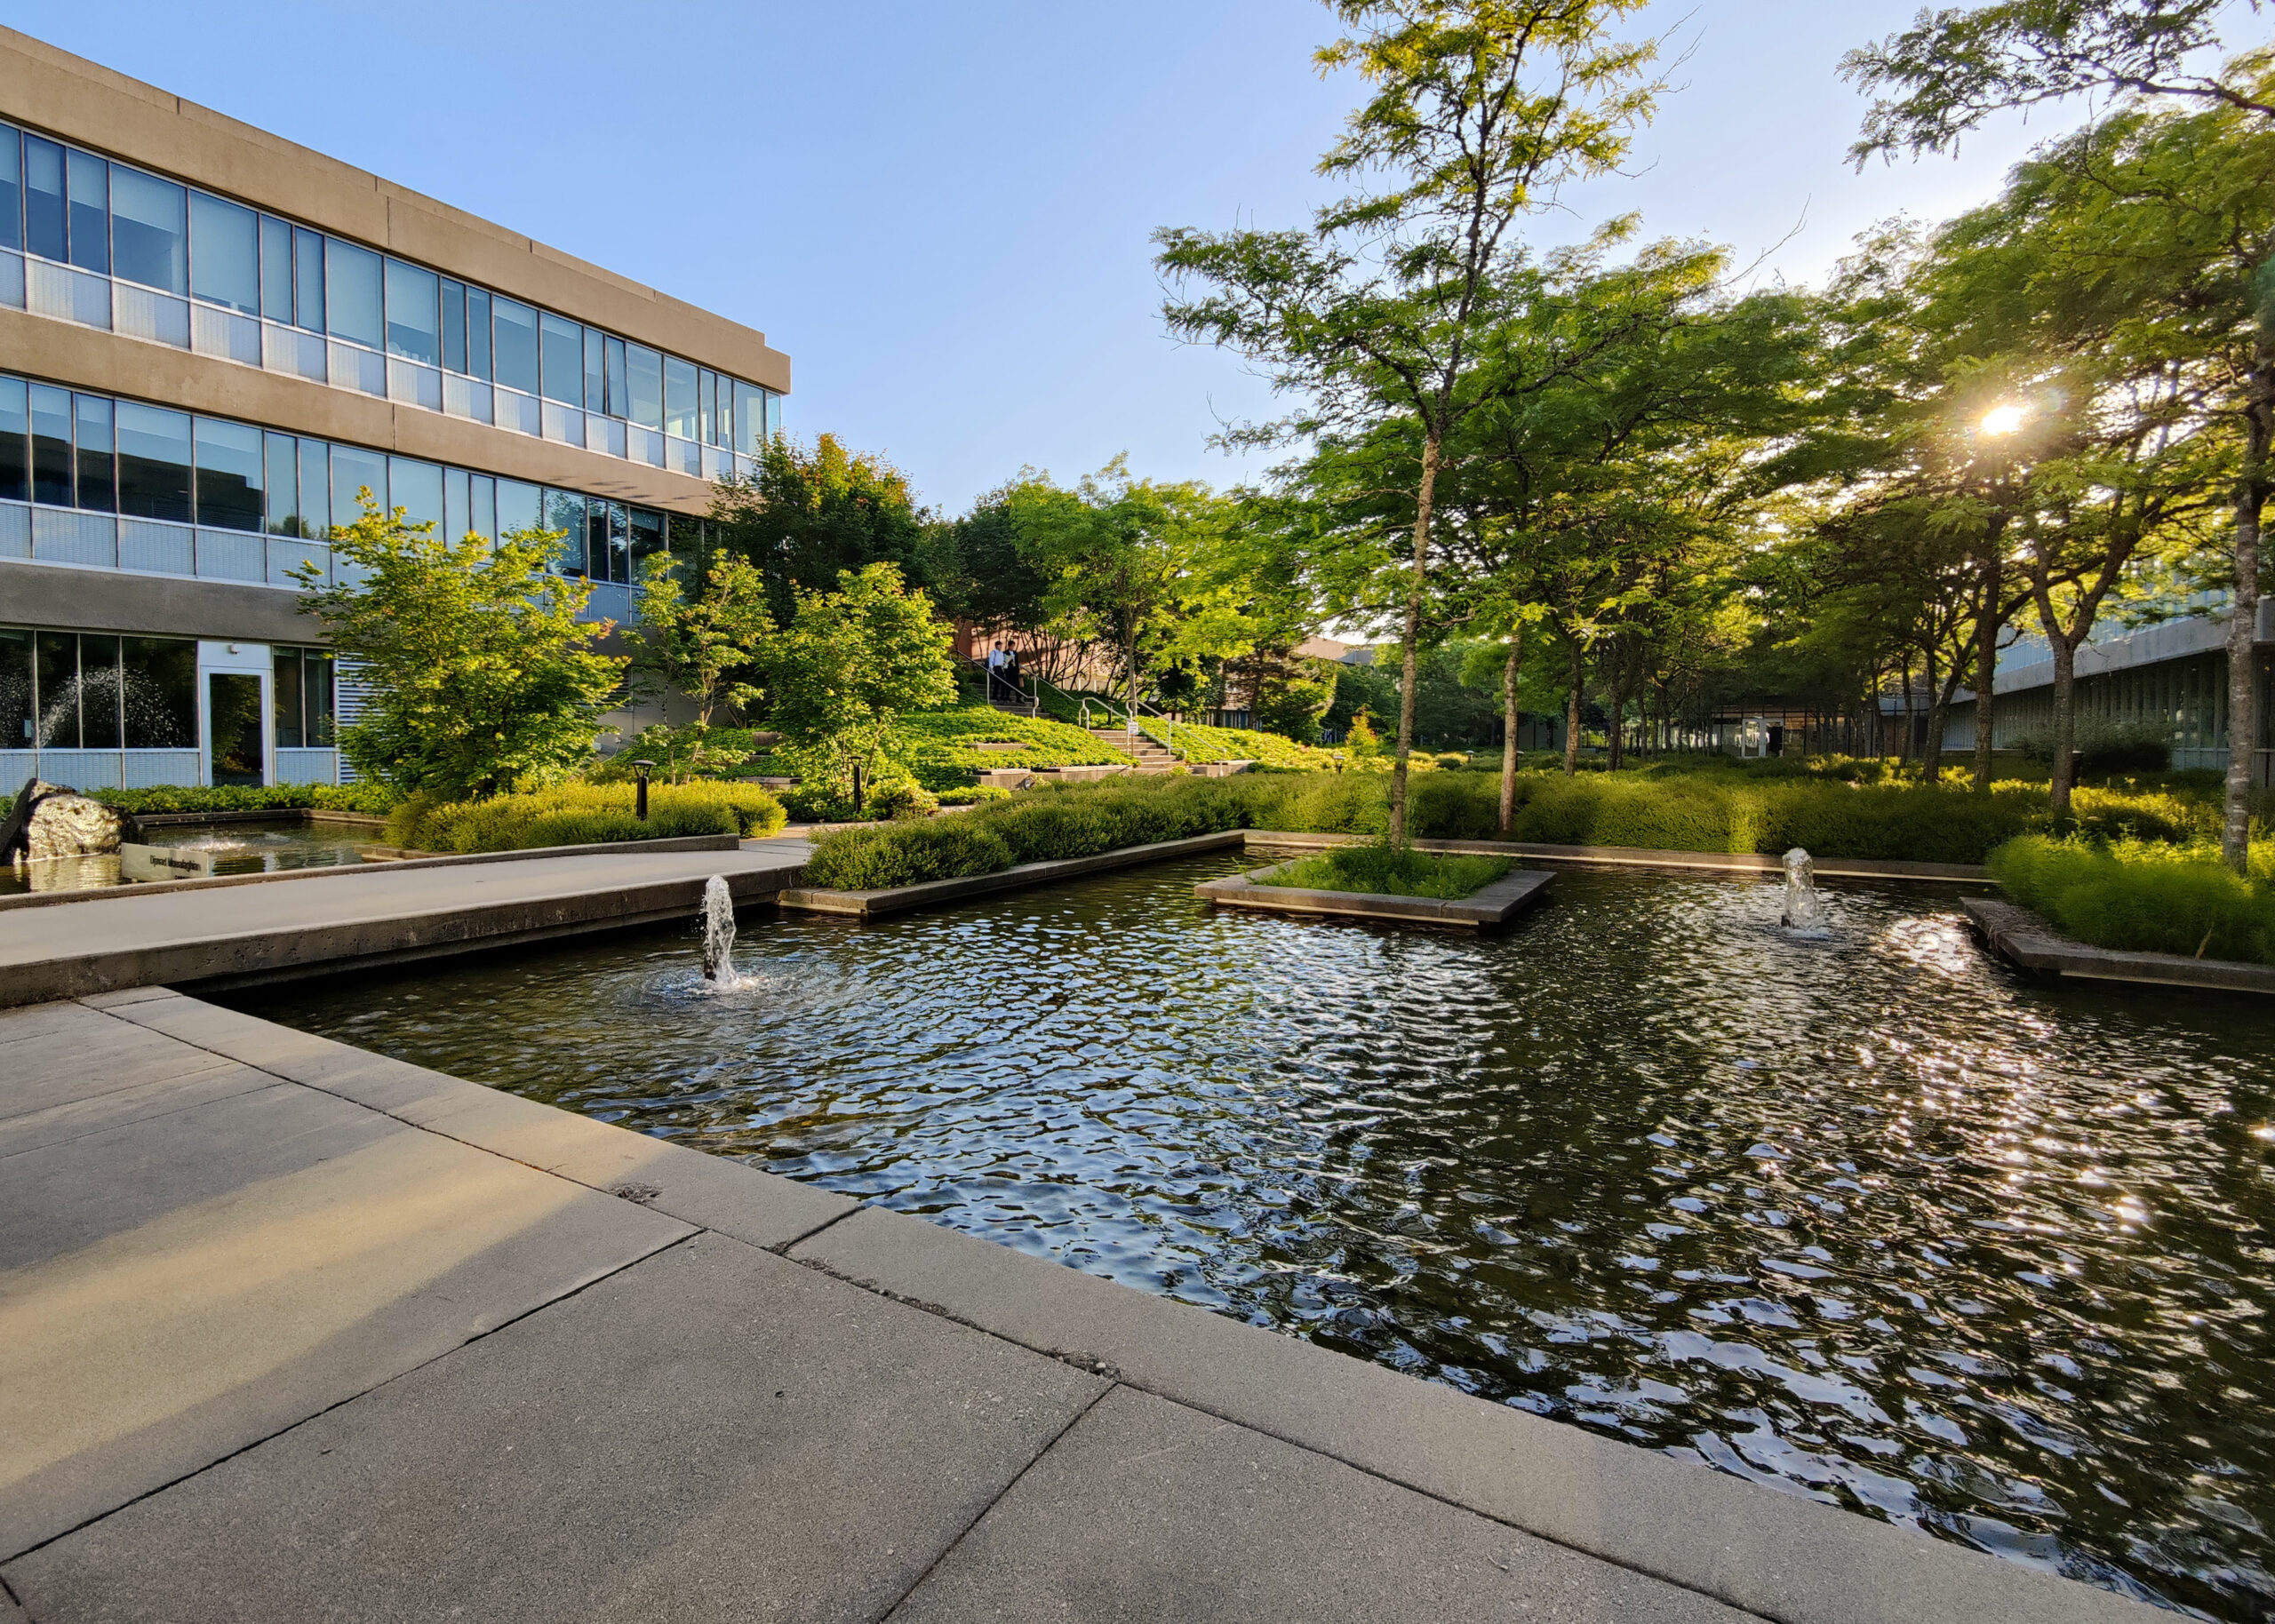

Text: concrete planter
xmin=1198 ymin=860 xmax=1553 ymax=930
xmin=1964 ymin=896 xmax=2275 ymax=995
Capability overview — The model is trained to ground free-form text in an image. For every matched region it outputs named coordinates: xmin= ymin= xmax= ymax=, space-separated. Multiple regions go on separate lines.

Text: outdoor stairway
xmin=1090 ymin=726 xmax=1180 ymax=772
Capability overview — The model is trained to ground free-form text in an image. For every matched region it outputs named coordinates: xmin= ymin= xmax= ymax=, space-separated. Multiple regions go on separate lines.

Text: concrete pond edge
xmin=1964 ymin=896 xmax=2275 ymax=996
xmin=22 ymin=986 xmax=2161 ymax=1624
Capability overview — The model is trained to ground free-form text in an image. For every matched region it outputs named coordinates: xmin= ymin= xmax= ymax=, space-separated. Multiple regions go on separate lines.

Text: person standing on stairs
xmin=986 ymin=641 xmax=1008 ymax=702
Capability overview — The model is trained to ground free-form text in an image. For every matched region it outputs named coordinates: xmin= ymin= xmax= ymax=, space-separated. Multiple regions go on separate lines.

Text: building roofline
xmin=0 ymin=26 xmax=790 ymax=394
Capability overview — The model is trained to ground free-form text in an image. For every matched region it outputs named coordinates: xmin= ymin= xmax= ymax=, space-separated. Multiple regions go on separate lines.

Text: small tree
xmin=754 ymin=562 xmax=957 ymax=804
xmin=297 ymin=494 xmax=625 ymax=800
xmin=627 ymin=553 xmax=773 ymax=782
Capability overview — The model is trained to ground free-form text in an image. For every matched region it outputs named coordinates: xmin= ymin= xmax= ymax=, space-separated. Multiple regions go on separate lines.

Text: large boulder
xmin=0 ymin=778 xmax=125 ymax=863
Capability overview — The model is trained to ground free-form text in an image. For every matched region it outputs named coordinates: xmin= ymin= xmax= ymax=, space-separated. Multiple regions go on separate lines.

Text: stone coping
xmin=775 ymin=830 xmax=1245 ymax=918
xmin=0 ymin=832 xmax=747 ymax=914
xmin=1198 ymin=858 xmax=1553 ymax=929
xmin=1246 ymin=831 xmax=1990 ymax=883
xmin=122 ymin=808 xmax=391 ymax=829
xmin=1964 ymin=896 xmax=2275 ymax=995
xmin=36 ymin=988 xmax=2158 ymax=1624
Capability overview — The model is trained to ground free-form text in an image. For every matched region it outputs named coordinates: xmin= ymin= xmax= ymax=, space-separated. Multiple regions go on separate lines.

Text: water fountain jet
xmin=700 ymin=874 xmax=742 ymax=986
xmin=1779 ymin=847 xmax=1832 ymax=937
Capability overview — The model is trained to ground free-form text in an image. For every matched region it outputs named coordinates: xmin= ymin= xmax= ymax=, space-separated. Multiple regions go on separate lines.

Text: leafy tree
xmin=932 ymin=485 xmax=1054 ymax=634
xmin=626 ymin=552 xmax=774 ymax=782
xmin=1251 ymin=654 xmax=1342 ymax=742
xmin=751 ymin=562 xmax=957 ymax=804
xmin=1844 ymin=0 xmax=2270 ymax=164
xmin=1008 ymin=463 xmax=1260 ymax=725
xmin=710 ymin=434 xmax=942 ymax=622
xmin=297 ymin=494 xmax=625 ymax=800
xmin=1157 ymin=0 xmax=1664 ymax=842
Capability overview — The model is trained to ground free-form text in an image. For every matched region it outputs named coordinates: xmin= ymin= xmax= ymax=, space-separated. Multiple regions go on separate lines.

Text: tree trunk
xmin=1922 ymin=644 xmax=1952 ymax=780
xmin=1607 ymin=679 xmax=1627 ymax=771
xmin=2048 ymin=633 xmax=2079 ymax=821
xmin=1972 ymin=534 xmax=2003 ymax=792
xmin=1499 ymin=632 xmax=1521 ymax=836
xmin=1388 ymin=432 xmax=1440 ymax=848
xmin=1897 ymin=657 xmax=1914 ymax=763
xmin=1562 ymin=638 xmax=1584 ymax=776
xmin=2223 ymin=356 xmax=2272 ymax=871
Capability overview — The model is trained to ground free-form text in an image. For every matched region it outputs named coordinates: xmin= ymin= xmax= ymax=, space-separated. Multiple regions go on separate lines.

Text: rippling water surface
xmin=239 ymin=858 xmax=2275 ymax=1618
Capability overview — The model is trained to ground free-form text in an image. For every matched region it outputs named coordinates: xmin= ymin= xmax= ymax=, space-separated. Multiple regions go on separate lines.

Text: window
xmin=65 ymin=148 xmax=106 ymax=274
xmin=264 ymin=432 xmax=299 ymax=537
xmin=539 ymin=313 xmax=583 ymax=406
xmin=698 ymin=368 xmax=716 ymax=445
xmin=36 ymin=632 xmax=78 ymax=746
xmin=586 ymin=500 xmax=610 ymax=580
xmin=122 ymin=636 xmax=197 ymax=748
xmin=383 ymin=259 xmax=440 ymax=364
xmin=259 ymin=215 xmax=292 ymax=321
xmin=628 ymin=506 xmax=667 ymax=570
xmin=496 ymin=478 xmax=541 ymax=543
xmin=23 ymin=136 xmax=63 ymax=261
xmin=274 ymin=646 xmax=304 ymax=749
xmin=0 ymin=629 xmax=29 ymax=747
xmin=80 ymin=635 xmax=121 ymax=748
xmin=492 ymin=297 xmax=538 ymax=394
xmin=325 ymin=239 xmax=382 ymax=348
xmin=664 ymin=356 xmax=698 ymax=440
xmin=733 ymin=379 xmax=765 ymax=457
xmin=0 ymin=377 xmax=26 ymax=505
xmin=28 ymin=384 xmax=69 ymax=506
xmin=543 ymin=489 xmax=587 ymax=573
xmin=115 ymin=402 xmax=192 ymax=522
xmin=387 ymin=457 xmax=443 ymax=532
xmin=440 ymin=279 xmax=467 ymax=373
xmin=605 ymin=338 xmax=627 ymax=420
xmin=583 ymin=328 xmax=605 ymax=416
xmin=73 ymin=394 xmax=113 ymax=513
xmin=194 ymin=417 xmax=263 ymax=531
xmin=188 ymin=192 xmax=258 ymax=313
xmin=330 ymin=443 xmax=386 ymax=525
xmin=467 ymin=474 xmax=496 ymax=545
xmin=467 ymin=287 xmax=492 ymax=379
xmin=627 ymin=343 xmax=663 ymax=430
xmin=297 ymin=436 xmax=330 ymax=538
xmin=271 ymin=647 xmax=335 ymax=748
xmin=0 ymin=128 xmax=20 ymax=253
xmin=292 ymin=227 xmax=324 ymax=332
xmin=110 ymin=168 xmax=188 ymax=295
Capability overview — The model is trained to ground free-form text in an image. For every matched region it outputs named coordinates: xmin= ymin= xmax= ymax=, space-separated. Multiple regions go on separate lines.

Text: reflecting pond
xmin=235 ymin=856 xmax=2275 ymax=1619
xmin=1 ymin=817 xmax=372 ymax=896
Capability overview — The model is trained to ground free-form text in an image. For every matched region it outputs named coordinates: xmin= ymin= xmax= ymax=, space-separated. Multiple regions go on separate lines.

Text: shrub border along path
xmin=1964 ymin=896 xmax=2275 ymax=996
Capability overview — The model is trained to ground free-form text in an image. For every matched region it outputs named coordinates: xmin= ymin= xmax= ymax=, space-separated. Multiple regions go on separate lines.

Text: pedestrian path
xmin=0 ymin=990 xmax=2156 ymax=1624
xmin=0 ymin=839 xmax=812 ymax=1007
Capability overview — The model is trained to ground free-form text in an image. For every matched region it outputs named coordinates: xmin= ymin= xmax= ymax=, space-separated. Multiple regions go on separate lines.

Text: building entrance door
xmin=205 ymin=672 xmax=266 ymax=785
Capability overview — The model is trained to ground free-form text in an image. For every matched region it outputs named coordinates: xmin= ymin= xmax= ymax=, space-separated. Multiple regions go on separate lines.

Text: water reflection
xmin=237 ymin=859 xmax=2275 ymax=1620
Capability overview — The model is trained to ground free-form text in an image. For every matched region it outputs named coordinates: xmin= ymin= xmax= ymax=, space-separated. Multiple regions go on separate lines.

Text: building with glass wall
xmin=0 ymin=26 xmax=788 ymax=790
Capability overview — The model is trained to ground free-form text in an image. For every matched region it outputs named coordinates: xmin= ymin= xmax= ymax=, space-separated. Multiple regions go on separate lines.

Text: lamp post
xmin=631 ymin=760 xmax=655 ymax=821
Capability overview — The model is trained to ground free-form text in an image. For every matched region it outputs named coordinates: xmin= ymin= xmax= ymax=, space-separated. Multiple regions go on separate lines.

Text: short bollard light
xmin=632 ymin=760 xmax=656 ymax=821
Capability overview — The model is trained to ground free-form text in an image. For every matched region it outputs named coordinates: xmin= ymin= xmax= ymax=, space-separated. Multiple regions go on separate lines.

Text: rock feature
xmin=0 ymin=777 xmax=126 ymax=864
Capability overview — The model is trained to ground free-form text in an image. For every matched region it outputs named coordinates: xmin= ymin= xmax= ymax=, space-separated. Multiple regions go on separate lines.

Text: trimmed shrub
xmin=1989 ymin=835 xmax=2275 ymax=963
xmin=1263 ymin=844 xmax=1512 ymax=899
xmin=90 ymin=784 xmax=398 ymax=816
xmin=392 ymin=781 xmax=786 ymax=852
xmin=866 ymin=776 xmax=939 ymax=821
xmin=799 ymin=818 xmax=1016 ymax=890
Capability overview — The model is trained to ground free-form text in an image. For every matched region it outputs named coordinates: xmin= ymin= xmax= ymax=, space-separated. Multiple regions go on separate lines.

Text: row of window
xmin=0 ymin=629 xmax=336 ymax=752
xmin=0 ymin=122 xmax=780 ymax=453
xmin=0 ymin=372 xmax=690 ymax=587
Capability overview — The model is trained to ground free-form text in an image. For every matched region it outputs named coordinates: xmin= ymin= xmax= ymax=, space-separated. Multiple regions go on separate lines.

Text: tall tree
xmin=710 ymin=434 xmax=941 ymax=623
xmin=1156 ymin=0 xmax=1664 ymax=843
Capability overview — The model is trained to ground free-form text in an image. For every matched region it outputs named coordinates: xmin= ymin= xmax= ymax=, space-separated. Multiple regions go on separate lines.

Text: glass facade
xmin=2 ymin=370 xmax=677 ymax=594
xmin=0 ymin=627 xmax=198 ymax=750
xmin=0 ymin=121 xmax=785 ymax=474
xmin=272 ymin=645 xmax=336 ymax=748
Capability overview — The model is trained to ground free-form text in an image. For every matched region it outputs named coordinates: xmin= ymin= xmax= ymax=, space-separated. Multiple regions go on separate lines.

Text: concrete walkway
xmin=0 ymin=839 xmax=811 ymax=1008
xmin=0 ymin=991 xmax=2157 ymax=1624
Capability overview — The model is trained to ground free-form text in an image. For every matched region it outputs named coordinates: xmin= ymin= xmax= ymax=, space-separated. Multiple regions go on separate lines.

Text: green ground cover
xmin=1136 ymin=718 xmax=1338 ymax=769
xmin=1987 ymin=835 xmax=2275 ymax=966
xmin=894 ymin=708 xmax=1134 ymax=790
xmin=1260 ymin=844 xmax=1512 ymax=899
xmin=389 ymin=781 xmax=786 ymax=853
xmin=89 ymin=784 xmax=400 ymax=817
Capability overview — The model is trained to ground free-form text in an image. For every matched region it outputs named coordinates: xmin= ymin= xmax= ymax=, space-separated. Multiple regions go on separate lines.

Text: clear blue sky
xmin=8 ymin=1 xmax=2247 ymax=512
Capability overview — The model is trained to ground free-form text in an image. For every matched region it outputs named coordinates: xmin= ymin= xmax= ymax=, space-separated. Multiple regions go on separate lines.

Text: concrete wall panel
xmin=0 ymin=559 xmax=325 ymax=643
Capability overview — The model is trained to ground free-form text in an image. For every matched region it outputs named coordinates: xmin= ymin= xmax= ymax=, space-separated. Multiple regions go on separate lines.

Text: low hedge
xmin=1988 ymin=835 xmax=2275 ymax=964
xmin=89 ymin=784 xmax=399 ymax=816
xmin=390 ymin=781 xmax=787 ymax=853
